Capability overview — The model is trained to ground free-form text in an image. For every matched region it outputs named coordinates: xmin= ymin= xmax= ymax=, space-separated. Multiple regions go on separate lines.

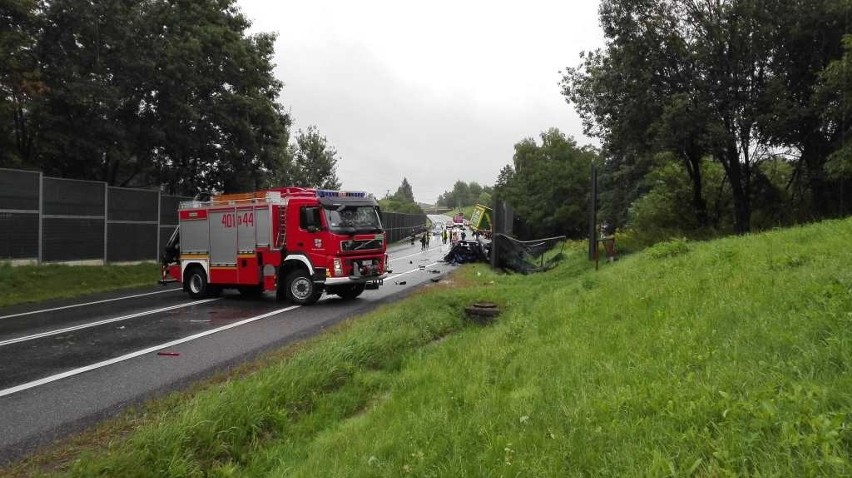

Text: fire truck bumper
xmin=364 ymin=279 xmax=382 ymax=290
xmin=324 ymin=273 xmax=387 ymax=287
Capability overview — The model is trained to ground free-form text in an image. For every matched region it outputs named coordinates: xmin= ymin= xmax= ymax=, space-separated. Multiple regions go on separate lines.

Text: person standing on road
xmin=420 ymin=232 xmax=427 ymax=251
xmin=442 ymin=228 xmax=448 ymax=245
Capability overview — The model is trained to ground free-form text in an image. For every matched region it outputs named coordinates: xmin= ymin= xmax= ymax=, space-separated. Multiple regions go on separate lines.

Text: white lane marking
xmin=0 ymin=305 xmax=300 ymax=398
xmin=387 ymin=262 xmax=441 ymax=280
xmin=0 ymin=288 xmax=182 ymax=321
xmin=389 ymin=246 xmax=445 ymax=263
xmin=0 ymin=299 xmax=219 ymax=348
xmin=389 ymin=251 xmax=429 ymax=262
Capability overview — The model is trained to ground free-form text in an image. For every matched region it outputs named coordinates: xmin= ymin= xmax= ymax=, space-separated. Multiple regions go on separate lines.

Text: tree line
xmin=558 ymin=0 xmax=852 ymax=239
xmin=377 ymin=177 xmax=494 ymax=215
xmin=494 ymin=0 xmax=851 ymax=243
xmin=436 ymin=181 xmax=492 ymax=211
xmin=1 ymin=0 xmax=340 ymax=195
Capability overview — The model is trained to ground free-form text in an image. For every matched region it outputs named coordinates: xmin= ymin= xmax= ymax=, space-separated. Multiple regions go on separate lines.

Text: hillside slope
xmin=21 ymin=219 xmax=852 ymax=477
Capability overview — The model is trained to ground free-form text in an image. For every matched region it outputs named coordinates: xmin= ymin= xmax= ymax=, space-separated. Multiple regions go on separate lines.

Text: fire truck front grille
xmin=351 ymin=259 xmax=382 ymax=277
xmin=341 ymin=239 xmax=383 ymax=252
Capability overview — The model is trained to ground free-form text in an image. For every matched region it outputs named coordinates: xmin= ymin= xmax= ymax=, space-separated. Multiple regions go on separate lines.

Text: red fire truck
xmin=160 ymin=187 xmax=388 ymax=305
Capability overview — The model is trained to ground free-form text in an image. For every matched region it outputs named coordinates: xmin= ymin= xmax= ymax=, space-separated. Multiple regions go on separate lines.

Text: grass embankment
xmin=0 ymin=263 xmax=160 ymax=308
xmin=10 ymin=219 xmax=852 ymax=476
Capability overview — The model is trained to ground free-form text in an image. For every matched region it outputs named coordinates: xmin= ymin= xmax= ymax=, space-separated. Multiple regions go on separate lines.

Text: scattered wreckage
xmin=442 ymin=234 xmax=566 ymax=274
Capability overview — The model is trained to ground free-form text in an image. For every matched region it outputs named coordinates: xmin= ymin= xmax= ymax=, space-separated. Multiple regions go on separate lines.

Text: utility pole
xmin=588 ymin=163 xmax=598 ymax=263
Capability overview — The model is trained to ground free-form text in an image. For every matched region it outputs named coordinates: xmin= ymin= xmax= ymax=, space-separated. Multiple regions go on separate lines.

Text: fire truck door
xmin=295 ymin=204 xmax=326 ymax=266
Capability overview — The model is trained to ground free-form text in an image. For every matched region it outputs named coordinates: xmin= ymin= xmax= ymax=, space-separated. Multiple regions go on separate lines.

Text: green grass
xmin=0 ymin=263 xmax=160 ymax=308
xmin=7 ymin=219 xmax=852 ymax=476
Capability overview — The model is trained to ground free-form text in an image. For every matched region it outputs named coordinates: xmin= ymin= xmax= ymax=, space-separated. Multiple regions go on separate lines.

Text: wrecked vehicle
xmin=443 ymin=240 xmax=490 ymax=265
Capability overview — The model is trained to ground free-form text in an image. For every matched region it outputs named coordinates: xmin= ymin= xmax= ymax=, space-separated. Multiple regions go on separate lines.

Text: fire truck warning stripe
xmin=179 ymin=210 xmax=208 ymax=220
xmin=0 ymin=304 xmax=300 ymax=398
xmin=0 ymin=299 xmax=220 ymax=348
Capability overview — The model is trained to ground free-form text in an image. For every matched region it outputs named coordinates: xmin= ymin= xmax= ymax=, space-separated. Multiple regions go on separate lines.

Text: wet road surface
xmin=0 ymin=238 xmax=461 ymax=463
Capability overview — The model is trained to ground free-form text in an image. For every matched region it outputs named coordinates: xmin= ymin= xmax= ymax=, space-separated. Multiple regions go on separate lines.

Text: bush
xmin=646 ymin=237 xmax=691 ymax=258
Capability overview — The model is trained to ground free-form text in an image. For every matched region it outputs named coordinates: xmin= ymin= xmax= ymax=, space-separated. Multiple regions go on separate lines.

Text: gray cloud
xmin=240 ymin=0 xmax=602 ymax=203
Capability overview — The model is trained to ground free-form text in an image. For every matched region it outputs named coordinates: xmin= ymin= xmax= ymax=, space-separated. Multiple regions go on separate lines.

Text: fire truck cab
xmin=161 ymin=187 xmax=388 ymax=305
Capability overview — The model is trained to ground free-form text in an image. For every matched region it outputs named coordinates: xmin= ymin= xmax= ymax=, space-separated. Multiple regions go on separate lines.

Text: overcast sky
xmin=237 ymin=0 xmax=604 ymax=204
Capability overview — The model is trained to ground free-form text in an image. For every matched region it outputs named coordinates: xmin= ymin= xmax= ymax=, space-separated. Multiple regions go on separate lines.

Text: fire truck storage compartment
xmin=256 ymin=207 xmax=270 ymax=247
xmin=209 ymin=209 xmax=237 ymax=265
xmin=180 ymin=208 xmax=209 ymax=254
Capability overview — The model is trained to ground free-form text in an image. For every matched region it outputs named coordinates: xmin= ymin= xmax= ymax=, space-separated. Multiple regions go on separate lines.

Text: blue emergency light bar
xmin=316 ymin=189 xmax=367 ymax=198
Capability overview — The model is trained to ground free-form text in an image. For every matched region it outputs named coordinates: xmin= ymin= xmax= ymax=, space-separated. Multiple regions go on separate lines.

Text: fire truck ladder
xmin=275 ymin=207 xmax=286 ymax=248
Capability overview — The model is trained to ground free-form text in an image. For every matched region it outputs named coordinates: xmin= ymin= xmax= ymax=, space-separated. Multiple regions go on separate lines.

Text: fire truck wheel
xmin=284 ymin=270 xmax=322 ymax=305
xmin=330 ymin=283 xmax=366 ymax=300
xmin=186 ymin=267 xmax=209 ymax=299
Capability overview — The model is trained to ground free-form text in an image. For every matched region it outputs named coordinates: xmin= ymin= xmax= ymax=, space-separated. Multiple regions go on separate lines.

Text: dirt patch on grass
xmin=407 ymin=266 xmax=487 ymax=297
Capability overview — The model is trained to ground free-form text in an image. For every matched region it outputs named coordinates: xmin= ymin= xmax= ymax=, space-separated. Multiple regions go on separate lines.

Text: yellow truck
xmin=469 ymin=204 xmax=492 ymax=234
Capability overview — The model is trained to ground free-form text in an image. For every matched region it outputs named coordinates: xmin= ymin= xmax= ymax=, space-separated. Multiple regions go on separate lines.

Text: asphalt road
xmin=0 ymin=238 xmax=458 ymax=464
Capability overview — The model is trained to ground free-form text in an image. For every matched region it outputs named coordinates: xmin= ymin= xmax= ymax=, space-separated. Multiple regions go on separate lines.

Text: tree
xmin=494 ymin=164 xmax=515 ymax=190
xmin=758 ymin=0 xmax=852 ymax=218
xmin=496 ymin=128 xmax=597 ymax=239
xmin=436 ymin=180 xmax=489 ymax=209
xmin=628 ymin=153 xmax=732 ymax=243
xmin=0 ymin=0 xmax=41 ymax=168
xmin=22 ymin=0 xmax=290 ymax=194
xmin=690 ymin=0 xmax=780 ymax=234
xmin=34 ymin=0 xmax=153 ymax=183
xmin=392 ymin=177 xmax=415 ymax=202
xmin=563 ymin=0 xmax=789 ymax=235
xmin=288 ymin=125 xmax=341 ymax=189
xmin=379 ymin=177 xmax=422 ymax=213
xmin=562 ymin=2 xmax=674 ymax=230
xmin=821 ymin=35 xmax=852 ymax=181
xmin=477 ymin=190 xmax=492 ymax=206
xmin=142 ymin=0 xmax=291 ymax=194
xmin=562 ymin=0 xmax=726 ymax=232
xmin=449 ymin=181 xmax=470 ymax=209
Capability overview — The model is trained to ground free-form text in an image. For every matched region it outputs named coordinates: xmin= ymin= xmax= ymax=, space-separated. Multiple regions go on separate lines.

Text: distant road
xmin=427 ymin=213 xmax=453 ymax=227
xmin=0 ymin=239 xmax=457 ymax=464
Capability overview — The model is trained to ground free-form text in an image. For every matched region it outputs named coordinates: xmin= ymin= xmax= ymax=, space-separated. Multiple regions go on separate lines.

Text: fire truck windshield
xmin=324 ymin=206 xmax=382 ymax=234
